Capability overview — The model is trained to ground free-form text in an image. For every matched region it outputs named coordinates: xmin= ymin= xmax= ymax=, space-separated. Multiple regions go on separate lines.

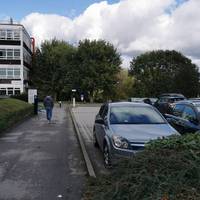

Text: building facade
xmin=0 ymin=21 xmax=33 ymax=96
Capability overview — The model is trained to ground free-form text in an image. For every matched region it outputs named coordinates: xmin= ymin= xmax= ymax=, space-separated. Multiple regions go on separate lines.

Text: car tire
xmin=93 ymin=131 xmax=99 ymax=148
xmin=103 ymin=144 xmax=112 ymax=168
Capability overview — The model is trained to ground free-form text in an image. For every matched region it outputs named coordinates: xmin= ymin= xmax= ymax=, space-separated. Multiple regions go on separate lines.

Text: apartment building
xmin=0 ymin=20 xmax=33 ymax=96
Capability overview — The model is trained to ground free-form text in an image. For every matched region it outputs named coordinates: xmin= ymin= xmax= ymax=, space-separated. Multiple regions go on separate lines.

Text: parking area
xmin=71 ymin=105 xmax=109 ymax=175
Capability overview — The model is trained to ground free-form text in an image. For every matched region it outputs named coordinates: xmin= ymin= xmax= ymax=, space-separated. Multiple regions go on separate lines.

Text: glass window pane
xmin=0 ymin=89 xmax=6 ymax=95
xmin=14 ymin=89 xmax=20 ymax=95
xmin=14 ymin=69 xmax=20 ymax=75
xmin=110 ymin=106 xmax=166 ymax=124
xmin=7 ymin=49 xmax=13 ymax=58
xmin=14 ymin=49 xmax=20 ymax=58
xmin=0 ymin=49 xmax=6 ymax=58
xmin=8 ymin=89 xmax=13 ymax=95
xmin=0 ymin=68 xmax=6 ymax=75
xmin=7 ymin=69 xmax=13 ymax=79
xmin=182 ymin=106 xmax=197 ymax=121
xmin=7 ymin=30 xmax=13 ymax=39
xmin=0 ymin=30 xmax=6 ymax=39
xmin=14 ymin=30 xmax=20 ymax=40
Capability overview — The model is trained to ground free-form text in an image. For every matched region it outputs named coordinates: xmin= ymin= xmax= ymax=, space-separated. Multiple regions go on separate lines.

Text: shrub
xmin=84 ymin=134 xmax=200 ymax=200
xmin=10 ymin=92 xmax=28 ymax=102
xmin=0 ymin=98 xmax=33 ymax=133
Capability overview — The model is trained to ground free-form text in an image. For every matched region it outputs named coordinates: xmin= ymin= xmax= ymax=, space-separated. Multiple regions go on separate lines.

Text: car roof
xmin=159 ymin=93 xmax=185 ymax=98
xmin=174 ymin=100 xmax=200 ymax=107
xmin=108 ymin=101 xmax=152 ymax=107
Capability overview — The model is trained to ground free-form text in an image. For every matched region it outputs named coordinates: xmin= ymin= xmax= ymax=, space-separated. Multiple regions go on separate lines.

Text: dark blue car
xmin=166 ymin=100 xmax=200 ymax=134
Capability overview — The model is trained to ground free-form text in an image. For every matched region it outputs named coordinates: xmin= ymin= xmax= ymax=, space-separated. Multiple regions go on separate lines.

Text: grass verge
xmin=84 ymin=134 xmax=200 ymax=200
xmin=0 ymin=98 xmax=33 ymax=133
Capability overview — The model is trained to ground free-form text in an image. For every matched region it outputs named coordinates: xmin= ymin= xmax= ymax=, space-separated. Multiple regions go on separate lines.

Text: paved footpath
xmin=0 ymin=105 xmax=86 ymax=200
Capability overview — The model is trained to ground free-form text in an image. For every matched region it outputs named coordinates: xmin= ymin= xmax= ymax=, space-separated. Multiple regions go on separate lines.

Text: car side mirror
xmin=95 ymin=118 xmax=105 ymax=124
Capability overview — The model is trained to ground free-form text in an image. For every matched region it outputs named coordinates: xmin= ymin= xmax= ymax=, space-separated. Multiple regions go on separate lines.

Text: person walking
xmin=43 ymin=95 xmax=54 ymax=123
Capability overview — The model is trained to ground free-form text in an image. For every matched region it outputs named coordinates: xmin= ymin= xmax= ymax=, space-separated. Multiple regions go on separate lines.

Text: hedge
xmin=84 ymin=134 xmax=200 ymax=200
xmin=0 ymin=98 xmax=33 ymax=133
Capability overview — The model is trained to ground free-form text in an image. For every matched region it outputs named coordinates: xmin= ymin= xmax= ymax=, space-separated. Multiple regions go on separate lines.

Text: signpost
xmin=28 ymin=89 xmax=37 ymax=104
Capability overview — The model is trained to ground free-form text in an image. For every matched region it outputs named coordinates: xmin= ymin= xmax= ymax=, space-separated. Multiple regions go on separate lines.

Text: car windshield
xmin=110 ymin=106 xmax=166 ymax=124
xmin=195 ymin=106 xmax=200 ymax=113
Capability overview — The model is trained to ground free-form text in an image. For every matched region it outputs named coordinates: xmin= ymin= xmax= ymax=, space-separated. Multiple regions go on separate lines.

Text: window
xmin=14 ymin=69 xmax=20 ymax=79
xmin=0 ymin=89 xmax=6 ymax=95
xmin=182 ymin=106 xmax=197 ymax=122
xmin=99 ymin=105 xmax=105 ymax=117
xmin=173 ymin=104 xmax=185 ymax=117
xmin=7 ymin=68 xmax=13 ymax=79
xmin=14 ymin=88 xmax=20 ymax=95
xmin=7 ymin=88 xmax=13 ymax=95
xmin=13 ymin=30 xmax=20 ymax=40
xmin=0 ymin=49 xmax=6 ymax=59
xmin=7 ymin=30 xmax=12 ymax=40
xmin=0 ymin=68 xmax=6 ymax=78
xmin=14 ymin=49 xmax=20 ymax=58
xmin=0 ymin=68 xmax=20 ymax=79
xmin=0 ymin=49 xmax=20 ymax=60
xmin=0 ymin=29 xmax=20 ymax=40
xmin=110 ymin=106 xmax=166 ymax=124
xmin=0 ymin=30 xmax=6 ymax=39
xmin=102 ymin=105 xmax=108 ymax=119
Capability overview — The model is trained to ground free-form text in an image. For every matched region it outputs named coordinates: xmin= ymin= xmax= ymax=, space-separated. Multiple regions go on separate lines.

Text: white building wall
xmin=0 ymin=23 xmax=32 ymax=95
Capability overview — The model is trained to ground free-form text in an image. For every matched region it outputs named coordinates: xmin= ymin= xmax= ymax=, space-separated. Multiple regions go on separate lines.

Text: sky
xmin=1 ymin=0 xmax=200 ymax=68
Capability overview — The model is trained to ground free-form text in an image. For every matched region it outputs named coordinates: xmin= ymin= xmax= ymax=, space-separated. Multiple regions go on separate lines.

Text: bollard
xmin=73 ymin=97 xmax=76 ymax=107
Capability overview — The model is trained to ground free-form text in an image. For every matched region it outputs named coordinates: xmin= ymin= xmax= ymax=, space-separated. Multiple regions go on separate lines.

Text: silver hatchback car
xmin=93 ymin=102 xmax=179 ymax=167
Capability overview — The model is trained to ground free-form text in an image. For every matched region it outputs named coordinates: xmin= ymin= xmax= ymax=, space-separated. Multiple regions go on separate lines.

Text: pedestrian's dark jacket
xmin=43 ymin=96 xmax=54 ymax=108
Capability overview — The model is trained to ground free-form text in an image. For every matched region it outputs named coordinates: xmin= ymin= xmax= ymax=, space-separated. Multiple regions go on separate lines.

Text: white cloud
xmin=21 ymin=0 xmax=200 ymax=68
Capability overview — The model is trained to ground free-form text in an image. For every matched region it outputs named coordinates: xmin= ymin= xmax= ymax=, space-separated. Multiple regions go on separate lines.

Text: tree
xmin=75 ymin=39 xmax=121 ymax=102
xmin=129 ymin=50 xmax=200 ymax=97
xmin=31 ymin=39 xmax=76 ymax=100
xmin=112 ymin=69 xmax=134 ymax=100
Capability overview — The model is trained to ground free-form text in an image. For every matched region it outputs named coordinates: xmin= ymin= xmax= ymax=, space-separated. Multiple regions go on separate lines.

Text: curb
xmin=68 ymin=106 xmax=96 ymax=178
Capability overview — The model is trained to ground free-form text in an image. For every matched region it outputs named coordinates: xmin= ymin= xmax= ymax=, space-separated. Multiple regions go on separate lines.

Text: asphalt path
xmin=0 ymin=105 xmax=86 ymax=200
xmin=72 ymin=105 xmax=109 ymax=175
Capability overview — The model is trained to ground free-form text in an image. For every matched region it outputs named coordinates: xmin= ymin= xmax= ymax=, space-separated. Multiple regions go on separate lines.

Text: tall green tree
xmin=31 ymin=39 xmax=76 ymax=100
xmin=129 ymin=50 xmax=200 ymax=97
xmin=113 ymin=69 xmax=134 ymax=100
xmin=76 ymin=39 xmax=121 ymax=102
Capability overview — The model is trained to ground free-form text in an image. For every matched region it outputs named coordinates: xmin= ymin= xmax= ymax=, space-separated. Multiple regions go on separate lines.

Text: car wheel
xmin=103 ymin=144 xmax=112 ymax=168
xmin=93 ymin=131 xmax=99 ymax=148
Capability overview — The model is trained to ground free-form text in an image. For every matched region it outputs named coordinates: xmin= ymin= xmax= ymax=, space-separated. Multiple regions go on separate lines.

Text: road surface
xmin=0 ymin=105 xmax=86 ymax=200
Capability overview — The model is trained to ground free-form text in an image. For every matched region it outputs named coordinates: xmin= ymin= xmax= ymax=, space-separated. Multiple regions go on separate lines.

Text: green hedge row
xmin=84 ymin=134 xmax=200 ymax=200
xmin=0 ymin=98 xmax=33 ymax=133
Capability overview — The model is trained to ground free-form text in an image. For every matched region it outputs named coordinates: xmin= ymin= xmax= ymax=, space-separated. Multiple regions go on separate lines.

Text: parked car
xmin=154 ymin=93 xmax=186 ymax=115
xmin=128 ymin=97 xmax=158 ymax=105
xmin=93 ymin=102 xmax=179 ymax=167
xmin=165 ymin=100 xmax=200 ymax=134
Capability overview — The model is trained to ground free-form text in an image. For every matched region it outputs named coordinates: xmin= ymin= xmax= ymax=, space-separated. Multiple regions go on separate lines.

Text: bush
xmin=10 ymin=92 xmax=28 ymax=102
xmin=0 ymin=98 xmax=33 ymax=133
xmin=84 ymin=134 xmax=200 ymax=200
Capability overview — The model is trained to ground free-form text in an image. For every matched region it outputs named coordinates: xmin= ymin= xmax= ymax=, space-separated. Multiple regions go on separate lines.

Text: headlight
xmin=112 ymin=135 xmax=129 ymax=149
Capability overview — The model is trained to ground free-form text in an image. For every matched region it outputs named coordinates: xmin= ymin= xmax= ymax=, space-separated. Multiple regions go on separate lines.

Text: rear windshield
xmin=110 ymin=106 xmax=166 ymax=124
